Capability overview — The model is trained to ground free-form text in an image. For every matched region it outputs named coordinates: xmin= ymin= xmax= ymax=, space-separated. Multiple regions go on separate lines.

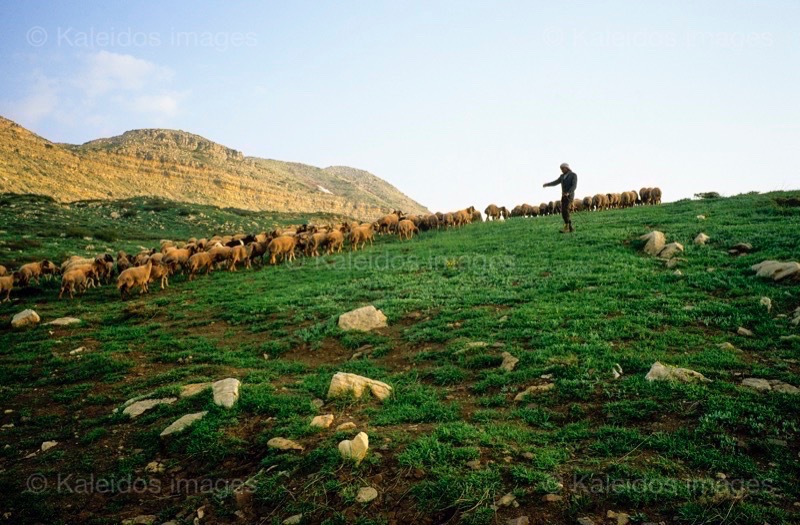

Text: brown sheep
xmin=268 ymin=235 xmax=298 ymax=264
xmin=0 ymin=265 xmax=6 ymax=277
xmin=117 ymin=251 xmax=133 ymax=273
xmin=306 ymin=232 xmax=329 ymax=257
xmin=582 ymin=196 xmax=593 ymax=210
xmin=326 ymin=230 xmax=344 ymax=254
xmin=397 ymin=219 xmax=417 ymax=240
xmin=650 ymin=187 xmax=662 ymax=204
xmin=0 ymin=273 xmax=16 ymax=302
xmin=471 ymin=209 xmax=483 ymax=223
xmin=349 ymin=225 xmax=375 ymax=251
xmin=247 ymin=241 xmax=270 ymax=266
xmin=592 ymin=194 xmax=607 ymax=211
xmin=18 ymin=259 xmax=56 ymax=286
xmin=485 ymin=204 xmax=501 ymax=221
xmin=59 ymin=266 xmax=97 ymax=299
xmin=148 ymin=262 xmax=171 ymax=290
xmin=187 ymin=252 xmax=214 ymax=280
xmin=117 ymin=261 xmax=153 ymax=298
xmin=377 ymin=213 xmax=400 ymax=234
xmin=229 ymin=244 xmax=249 ymax=271
xmin=499 ymin=206 xmax=509 ymax=219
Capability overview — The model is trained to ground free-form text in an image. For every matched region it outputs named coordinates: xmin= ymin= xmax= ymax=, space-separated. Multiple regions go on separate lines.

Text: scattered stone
xmin=665 ymin=257 xmax=686 ymax=268
xmin=611 ymin=364 xmax=623 ymax=380
xmin=466 ymin=460 xmax=481 ymax=470
xmin=514 ymin=383 xmax=555 ymax=401
xmin=40 ymin=441 xmax=58 ymax=452
xmin=645 ymin=362 xmax=710 ymax=383
xmin=693 ymin=233 xmax=710 ymax=245
xmin=772 ymin=382 xmax=800 ymax=395
xmin=121 ymin=516 xmax=156 ymax=525
xmin=542 ymin=493 xmax=563 ymax=502
xmin=310 ymin=414 xmax=334 ymax=429
xmin=696 ymin=215 xmax=706 ymax=220
xmin=327 ymin=372 xmax=392 ymax=401
xmin=145 ymin=461 xmax=165 ymax=474
xmin=466 ymin=341 xmax=489 ymax=349
xmin=311 ymin=398 xmax=325 ymax=408
xmin=718 ymin=342 xmax=737 ymax=351
xmin=751 ymin=260 xmax=800 ymax=281
xmin=507 ymin=517 xmax=530 ymax=525
xmin=267 ymin=437 xmax=304 ymax=451
xmin=497 ymin=493 xmax=516 ymax=507
xmin=336 ymin=422 xmax=357 ymax=431
xmin=577 ymin=518 xmax=595 ymax=525
xmin=356 ymin=486 xmax=378 ymax=503
xmin=11 ymin=309 xmax=40 ymax=329
xmin=283 ymin=514 xmax=303 ymax=525
xmin=639 ymin=231 xmax=666 ymax=256
xmin=658 ymin=242 xmax=685 ymax=259
xmin=715 ymin=472 xmax=727 ymax=480
xmin=607 ymin=511 xmax=631 ymax=525
xmin=44 ymin=317 xmax=82 ymax=327
xmin=212 ymin=378 xmax=241 ymax=408
xmin=760 ymin=297 xmax=772 ymax=313
xmin=110 ymin=211 xmax=120 ymax=219
xmin=737 ymin=327 xmax=754 ymax=337
xmin=499 ymin=352 xmax=519 ymax=372
xmin=122 ymin=398 xmax=177 ymax=418
xmin=673 ymin=270 xmax=682 ymax=276
xmin=339 ymin=432 xmax=369 ymax=464
xmin=741 ymin=378 xmax=799 ymax=394
xmin=160 ymin=411 xmax=207 ymax=437
xmin=69 ymin=347 xmax=86 ymax=355
xmin=338 ymin=305 xmax=388 ymax=331
xmin=180 ymin=383 xmax=211 ymax=398
xmin=730 ymin=242 xmax=753 ymax=256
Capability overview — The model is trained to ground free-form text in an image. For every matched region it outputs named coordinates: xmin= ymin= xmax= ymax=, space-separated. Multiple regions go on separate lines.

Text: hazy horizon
xmin=1 ymin=1 xmax=798 ymax=212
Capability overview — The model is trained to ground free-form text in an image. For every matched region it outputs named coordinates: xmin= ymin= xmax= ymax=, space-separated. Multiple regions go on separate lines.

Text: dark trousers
xmin=561 ymin=193 xmax=573 ymax=225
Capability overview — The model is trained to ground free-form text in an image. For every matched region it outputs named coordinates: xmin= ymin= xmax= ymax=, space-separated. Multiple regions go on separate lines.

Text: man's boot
xmin=559 ymin=224 xmax=570 ymax=233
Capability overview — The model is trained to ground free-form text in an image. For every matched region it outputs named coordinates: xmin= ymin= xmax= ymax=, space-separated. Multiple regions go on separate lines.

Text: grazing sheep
xmin=0 ymin=273 xmax=16 ymax=302
xmin=349 ymin=225 xmax=375 ymax=251
xmin=397 ymin=219 xmax=417 ymax=240
xmin=18 ymin=260 xmax=56 ymax=286
xmin=471 ymin=209 xmax=483 ymax=223
xmin=117 ymin=261 xmax=154 ymax=298
xmin=59 ymin=267 xmax=95 ymax=299
xmin=148 ymin=262 xmax=171 ymax=290
xmin=650 ymin=187 xmax=662 ymax=204
xmin=306 ymin=232 xmax=329 ymax=257
xmin=268 ymin=235 xmax=298 ymax=264
xmin=163 ymin=246 xmax=195 ymax=272
xmin=485 ymin=204 xmax=501 ymax=221
xmin=247 ymin=241 xmax=269 ymax=266
xmin=117 ymin=251 xmax=133 ymax=273
xmin=187 ymin=252 xmax=214 ymax=280
xmin=377 ymin=212 xmax=400 ymax=234
xmin=229 ymin=244 xmax=249 ymax=271
xmin=326 ymin=230 xmax=345 ymax=254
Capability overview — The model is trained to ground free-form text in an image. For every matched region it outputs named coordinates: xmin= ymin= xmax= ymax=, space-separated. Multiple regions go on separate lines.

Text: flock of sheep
xmin=0 ymin=190 xmax=661 ymax=302
xmin=486 ymin=187 xmax=663 ymax=219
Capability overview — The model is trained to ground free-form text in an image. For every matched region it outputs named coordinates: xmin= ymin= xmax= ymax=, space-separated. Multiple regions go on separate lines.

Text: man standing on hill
xmin=543 ymin=163 xmax=578 ymax=233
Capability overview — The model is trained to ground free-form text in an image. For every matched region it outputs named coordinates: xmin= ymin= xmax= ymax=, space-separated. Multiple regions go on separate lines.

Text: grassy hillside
xmin=0 ymin=191 xmax=799 ymax=525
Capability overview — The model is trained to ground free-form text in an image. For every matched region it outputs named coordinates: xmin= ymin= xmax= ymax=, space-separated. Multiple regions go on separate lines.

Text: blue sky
xmin=1 ymin=1 xmax=798 ymax=212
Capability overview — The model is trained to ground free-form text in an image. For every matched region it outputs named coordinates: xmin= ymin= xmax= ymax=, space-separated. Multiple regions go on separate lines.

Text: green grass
xmin=0 ymin=190 xmax=799 ymax=524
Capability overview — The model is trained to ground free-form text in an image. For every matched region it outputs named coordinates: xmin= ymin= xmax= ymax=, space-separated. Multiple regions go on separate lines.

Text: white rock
xmin=645 ymin=362 xmax=710 ymax=383
xmin=499 ymin=352 xmax=519 ymax=372
xmin=327 ymin=372 xmax=392 ymax=401
xmin=751 ymin=260 xmax=800 ymax=281
xmin=693 ymin=233 xmax=710 ymax=245
xmin=741 ymin=378 xmax=772 ymax=392
xmin=696 ymin=215 xmax=706 ymax=220
xmin=11 ymin=309 xmax=40 ymax=329
xmin=121 ymin=516 xmax=156 ymax=525
xmin=639 ymin=231 xmax=666 ymax=256
xmin=611 ymin=364 xmax=623 ymax=380
xmin=69 ymin=347 xmax=86 ymax=355
xmin=44 ymin=317 xmax=82 ymax=327
xmin=41 ymin=440 xmax=58 ymax=452
xmin=310 ymin=414 xmax=334 ymax=429
xmin=160 ymin=411 xmax=207 ymax=437
xmin=760 ymin=297 xmax=772 ymax=313
xmin=772 ymin=382 xmax=800 ymax=395
xmin=658 ymin=242 xmax=685 ymax=259
xmin=283 ymin=515 xmax=303 ymax=525
xmin=267 ymin=437 xmax=304 ymax=451
xmin=338 ymin=305 xmax=388 ymax=331
xmin=336 ymin=422 xmax=357 ymax=431
xmin=180 ymin=383 xmax=211 ymax=398
xmin=514 ymin=383 xmax=555 ymax=401
xmin=122 ymin=398 xmax=177 ymax=418
xmin=356 ymin=486 xmax=378 ymax=503
xmin=212 ymin=378 xmax=240 ymax=408
xmin=339 ymin=432 xmax=369 ymax=464
xmin=497 ymin=493 xmax=516 ymax=507
xmin=145 ymin=461 xmax=165 ymax=474
xmin=737 ymin=327 xmax=754 ymax=337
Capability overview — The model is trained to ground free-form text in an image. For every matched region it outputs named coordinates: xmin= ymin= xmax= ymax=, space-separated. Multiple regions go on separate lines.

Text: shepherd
xmin=543 ymin=162 xmax=578 ymax=233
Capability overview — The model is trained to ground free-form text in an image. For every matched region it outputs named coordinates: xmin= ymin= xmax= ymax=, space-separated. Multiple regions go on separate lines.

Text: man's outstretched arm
xmin=543 ymin=174 xmax=564 ymax=188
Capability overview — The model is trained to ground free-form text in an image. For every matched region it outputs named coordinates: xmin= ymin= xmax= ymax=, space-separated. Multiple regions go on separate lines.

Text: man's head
xmin=560 ymin=162 xmax=570 ymax=173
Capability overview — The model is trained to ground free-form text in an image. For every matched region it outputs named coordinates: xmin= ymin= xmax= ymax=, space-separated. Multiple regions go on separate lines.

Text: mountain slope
xmin=0 ymin=117 xmax=428 ymax=220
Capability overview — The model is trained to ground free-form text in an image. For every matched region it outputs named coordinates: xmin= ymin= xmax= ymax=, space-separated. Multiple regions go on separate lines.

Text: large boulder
xmin=639 ymin=231 xmax=666 ymax=256
xmin=751 ymin=260 xmax=800 ymax=282
xmin=339 ymin=432 xmax=369 ymax=464
xmin=645 ymin=362 xmax=710 ymax=383
xmin=693 ymin=233 xmax=710 ymax=245
xmin=122 ymin=398 xmax=177 ymax=418
xmin=327 ymin=372 xmax=392 ymax=401
xmin=11 ymin=309 xmax=40 ymax=329
xmin=44 ymin=317 xmax=82 ymax=327
xmin=338 ymin=305 xmax=388 ymax=332
xmin=658 ymin=242 xmax=684 ymax=259
xmin=212 ymin=378 xmax=240 ymax=408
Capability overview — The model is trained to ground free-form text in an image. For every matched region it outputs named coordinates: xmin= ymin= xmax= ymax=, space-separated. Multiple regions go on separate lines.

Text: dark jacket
xmin=544 ymin=170 xmax=578 ymax=195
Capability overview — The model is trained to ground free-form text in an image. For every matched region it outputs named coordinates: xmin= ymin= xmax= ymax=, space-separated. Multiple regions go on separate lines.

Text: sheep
xmin=117 ymin=261 xmax=153 ymax=298
xmin=247 ymin=241 xmax=269 ymax=266
xmin=163 ymin=246 xmax=194 ymax=272
xmin=485 ymin=204 xmax=501 ymax=221
xmin=59 ymin=266 xmax=96 ymax=299
xmin=349 ymin=225 xmax=375 ymax=251
xmin=133 ymin=249 xmax=156 ymax=266
xmin=0 ymin=273 xmax=16 ymax=302
xmin=18 ymin=260 xmax=56 ymax=286
xmin=268 ymin=235 xmax=298 ymax=264
xmin=397 ymin=219 xmax=418 ymax=240
xmin=148 ymin=262 xmax=171 ymax=290
xmin=0 ymin=265 xmax=6 ymax=277
xmin=229 ymin=244 xmax=250 ymax=271
xmin=325 ymin=230 xmax=345 ymax=254
xmin=117 ymin=251 xmax=133 ymax=273
xmin=377 ymin=213 xmax=400 ymax=234
xmin=187 ymin=252 xmax=214 ymax=280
